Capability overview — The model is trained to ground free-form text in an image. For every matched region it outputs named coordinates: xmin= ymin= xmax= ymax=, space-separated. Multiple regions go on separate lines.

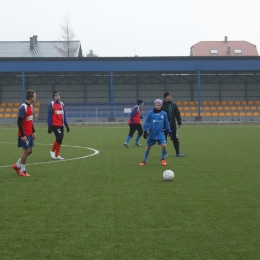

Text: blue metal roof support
xmin=22 ymin=71 xmax=25 ymax=103
xmin=109 ymin=70 xmax=114 ymax=117
xmin=197 ymin=70 xmax=201 ymax=117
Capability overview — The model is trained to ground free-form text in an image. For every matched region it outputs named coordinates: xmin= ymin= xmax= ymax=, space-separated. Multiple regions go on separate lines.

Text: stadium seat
xmin=232 ymin=112 xmax=239 ymax=116
xmin=244 ymin=106 xmax=250 ymax=110
xmin=81 ymin=113 xmax=87 ymax=117
xmin=115 ymin=113 xmax=122 ymax=117
xmin=180 ymin=112 xmax=185 ymax=117
xmin=175 ymin=102 xmax=182 ymax=106
xmin=210 ymin=107 xmax=217 ymax=111
xmin=0 ymin=108 xmax=4 ymax=112
xmin=4 ymin=114 xmax=10 ymax=118
xmin=101 ymin=107 xmax=108 ymax=111
xmin=184 ymin=107 xmax=190 ymax=111
xmin=74 ymin=113 xmax=80 ymax=117
xmin=88 ymin=108 xmax=95 ymax=111
xmin=227 ymin=101 xmax=234 ymax=105
xmin=190 ymin=107 xmax=196 ymax=111
xmin=247 ymin=101 xmax=254 ymax=105
xmin=123 ymin=113 xmax=129 ymax=117
xmin=219 ymin=112 xmax=225 ymax=117
xmin=191 ymin=112 xmax=198 ymax=117
xmin=241 ymin=101 xmax=247 ymax=105
xmin=7 ymin=103 xmax=13 ymax=107
xmin=208 ymin=101 xmax=214 ymax=106
xmin=11 ymin=114 xmax=17 ymax=118
xmin=205 ymin=112 xmax=211 ymax=116
xmin=189 ymin=101 xmax=196 ymax=106
xmin=221 ymin=101 xmax=228 ymax=105
xmin=81 ymin=107 xmax=87 ymax=111
xmin=240 ymin=112 xmax=246 ymax=116
xmin=185 ymin=112 xmax=192 ymax=117
xmin=0 ymin=103 xmax=6 ymax=107
xmin=204 ymin=107 xmax=210 ymax=111
xmin=102 ymin=113 xmax=108 ymax=117
xmin=253 ymin=112 xmax=260 ymax=116
xmin=224 ymin=106 xmax=230 ymax=111
xmin=251 ymin=106 xmax=257 ymax=110
xmin=0 ymin=114 xmax=3 ymax=118
xmin=246 ymin=112 xmax=253 ymax=116
xmin=14 ymin=103 xmax=20 ymax=107
xmin=88 ymin=113 xmax=94 ymax=117
xmin=12 ymin=108 xmax=18 ymax=112
xmin=74 ymin=108 xmax=81 ymax=111
xmin=34 ymin=102 xmax=41 ymax=107
xmin=201 ymin=101 xmax=208 ymax=106
xmin=5 ymin=108 xmax=12 ymax=112
xmin=182 ymin=101 xmax=189 ymax=106
xmin=34 ymin=107 xmax=39 ymax=112
xmin=214 ymin=101 xmax=221 ymax=105
xmin=102 ymin=102 xmax=109 ymax=106
xmin=67 ymin=113 xmax=73 ymax=117
xmin=34 ymin=113 xmax=38 ymax=118
xmin=217 ymin=106 xmax=223 ymax=110
xmin=226 ymin=112 xmax=232 ymax=116
xmin=254 ymin=101 xmax=260 ymax=105
xmin=212 ymin=112 xmax=218 ymax=116
xmin=66 ymin=107 xmax=74 ymax=111
xmin=234 ymin=101 xmax=241 ymax=105
xmin=230 ymin=106 xmax=237 ymax=110
xmin=178 ymin=106 xmax=184 ymax=111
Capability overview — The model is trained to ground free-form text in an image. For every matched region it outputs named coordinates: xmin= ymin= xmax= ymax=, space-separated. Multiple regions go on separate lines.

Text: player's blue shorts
xmin=18 ymin=135 xmax=34 ymax=149
xmin=146 ymin=137 xmax=167 ymax=147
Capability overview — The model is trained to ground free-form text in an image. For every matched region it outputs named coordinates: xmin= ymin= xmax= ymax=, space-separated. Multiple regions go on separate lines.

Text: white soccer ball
xmin=163 ymin=170 xmax=174 ymax=181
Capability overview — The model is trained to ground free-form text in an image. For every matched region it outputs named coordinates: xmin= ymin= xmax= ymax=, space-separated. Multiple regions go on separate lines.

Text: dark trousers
xmin=53 ymin=126 xmax=64 ymax=144
xmin=164 ymin=127 xmax=179 ymax=154
xmin=128 ymin=124 xmax=143 ymax=137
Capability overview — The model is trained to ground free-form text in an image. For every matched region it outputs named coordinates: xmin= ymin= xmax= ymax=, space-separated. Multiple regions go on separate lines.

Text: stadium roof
xmin=0 ymin=35 xmax=82 ymax=58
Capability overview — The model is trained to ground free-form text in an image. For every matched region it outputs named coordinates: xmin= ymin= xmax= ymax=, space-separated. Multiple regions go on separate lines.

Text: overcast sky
xmin=1 ymin=0 xmax=259 ymax=57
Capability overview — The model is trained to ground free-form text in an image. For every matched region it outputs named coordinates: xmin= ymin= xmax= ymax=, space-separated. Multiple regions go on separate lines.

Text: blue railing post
xmin=197 ymin=70 xmax=201 ymax=117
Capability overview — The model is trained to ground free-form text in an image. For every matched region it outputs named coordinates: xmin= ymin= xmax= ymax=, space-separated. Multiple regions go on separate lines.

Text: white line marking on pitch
xmin=0 ymin=142 xmax=99 ymax=167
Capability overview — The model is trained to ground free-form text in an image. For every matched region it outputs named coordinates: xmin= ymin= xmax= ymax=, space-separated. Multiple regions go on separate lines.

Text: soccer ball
xmin=163 ymin=170 xmax=174 ymax=181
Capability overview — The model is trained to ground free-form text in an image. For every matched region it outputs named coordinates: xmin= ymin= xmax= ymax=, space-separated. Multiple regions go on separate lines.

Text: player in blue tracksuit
xmin=139 ymin=99 xmax=172 ymax=166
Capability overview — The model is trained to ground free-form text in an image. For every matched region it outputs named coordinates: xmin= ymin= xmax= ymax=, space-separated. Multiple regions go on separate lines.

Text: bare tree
xmin=86 ymin=49 xmax=98 ymax=57
xmin=55 ymin=16 xmax=79 ymax=57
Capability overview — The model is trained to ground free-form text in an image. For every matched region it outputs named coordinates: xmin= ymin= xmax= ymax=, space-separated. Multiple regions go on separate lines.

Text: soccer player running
xmin=12 ymin=90 xmax=37 ymax=177
xmin=139 ymin=99 xmax=172 ymax=166
xmin=162 ymin=92 xmax=185 ymax=157
xmin=47 ymin=91 xmax=69 ymax=160
xmin=124 ymin=99 xmax=144 ymax=148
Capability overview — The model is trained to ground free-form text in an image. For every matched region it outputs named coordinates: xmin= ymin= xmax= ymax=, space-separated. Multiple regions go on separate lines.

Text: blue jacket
xmin=143 ymin=109 xmax=171 ymax=140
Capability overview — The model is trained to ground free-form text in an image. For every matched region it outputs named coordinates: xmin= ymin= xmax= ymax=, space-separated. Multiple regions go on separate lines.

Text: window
xmin=210 ymin=49 xmax=218 ymax=54
xmin=234 ymin=49 xmax=242 ymax=54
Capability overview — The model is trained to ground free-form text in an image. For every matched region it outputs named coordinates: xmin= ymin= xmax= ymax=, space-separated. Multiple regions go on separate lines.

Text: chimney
xmin=224 ymin=36 xmax=228 ymax=43
xmin=227 ymin=46 xmax=231 ymax=55
xmin=33 ymin=35 xmax=38 ymax=44
xmin=30 ymin=37 xmax=34 ymax=49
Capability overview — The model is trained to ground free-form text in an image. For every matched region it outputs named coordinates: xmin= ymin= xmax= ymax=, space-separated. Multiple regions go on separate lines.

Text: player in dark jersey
xmin=47 ymin=91 xmax=69 ymax=160
xmin=124 ymin=99 xmax=144 ymax=148
xmin=12 ymin=90 xmax=37 ymax=177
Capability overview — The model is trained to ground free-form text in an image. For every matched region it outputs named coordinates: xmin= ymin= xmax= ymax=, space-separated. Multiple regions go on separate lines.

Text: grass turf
xmin=0 ymin=124 xmax=260 ymax=259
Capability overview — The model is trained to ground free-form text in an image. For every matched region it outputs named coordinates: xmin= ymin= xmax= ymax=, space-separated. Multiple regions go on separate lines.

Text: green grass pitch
xmin=0 ymin=123 xmax=260 ymax=259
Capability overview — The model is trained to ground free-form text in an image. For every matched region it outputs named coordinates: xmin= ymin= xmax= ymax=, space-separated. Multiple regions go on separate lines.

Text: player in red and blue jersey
xmin=124 ymin=99 xmax=144 ymax=148
xmin=12 ymin=90 xmax=37 ymax=177
xmin=139 ymin=99 xmax=172 ymax=166
xmin=47 ymin=91 xmax=69 ymax=160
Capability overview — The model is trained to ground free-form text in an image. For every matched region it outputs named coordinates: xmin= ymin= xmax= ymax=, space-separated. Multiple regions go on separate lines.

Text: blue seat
xmin=67 ymin=113 xmax=73 ymax=117
xmin=74 ymin=107 xmax=81 ymax=111
xmin=129 ymin=102 xmax=135 ymax=105
xmin=88 ymin=108 xmax=95 ymax=111
xmin=66 ymin=107 xmax=74 ymax=111
xmin=82 ymin=107 xmax=87 ymax=111
xmin=102 ymin=113 xmax=108 ymax=117
xmin=115 ymin=113 xmax=122 ymax=117
xmin=95 ymin=102 xmax=102 ymax=106
xmin=115 ymin=107 xmax=122 ymax=111
xmin=74 ymin=113 xmax=80 ymax=117
xmin=123 ymin=113 xmax=129 ymax=117
xmin=114 ymin=102 xmax=121 ymax=105
xmin=88 ymin=113 xmax=94 ymax=117
xmin=81 ymin=113 xmax=87 ymax=117
xmin=102 ymin=102 xmax=109 ymax=106
xmin=101 ymin=107 xmax=108 ymax=111
xmin=122 ymin=102 xmax=128 ymax=105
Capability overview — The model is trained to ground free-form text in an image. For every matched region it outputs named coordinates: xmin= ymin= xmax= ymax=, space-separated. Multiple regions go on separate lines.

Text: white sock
xmin=21 ymin=164 xmax=25 ymax=172
xmin=16 ymin=158 xmax=21 ymax=168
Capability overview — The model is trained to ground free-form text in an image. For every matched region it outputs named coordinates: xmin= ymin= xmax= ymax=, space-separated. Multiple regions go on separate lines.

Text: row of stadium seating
xmin=0 ymin=113 xmax=39 ymax=118
xmin=178 ymin=106 xmax=260 ymax=111
xmin=0 ymin=107 xmax=40 ymax=113
xmin=176 ymin=101 xmax=260 ymax=106
xmin=0 ymin=102 xmax=41 ymax=107
xmin=65 ymin=111 xmax=260 ymax=118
